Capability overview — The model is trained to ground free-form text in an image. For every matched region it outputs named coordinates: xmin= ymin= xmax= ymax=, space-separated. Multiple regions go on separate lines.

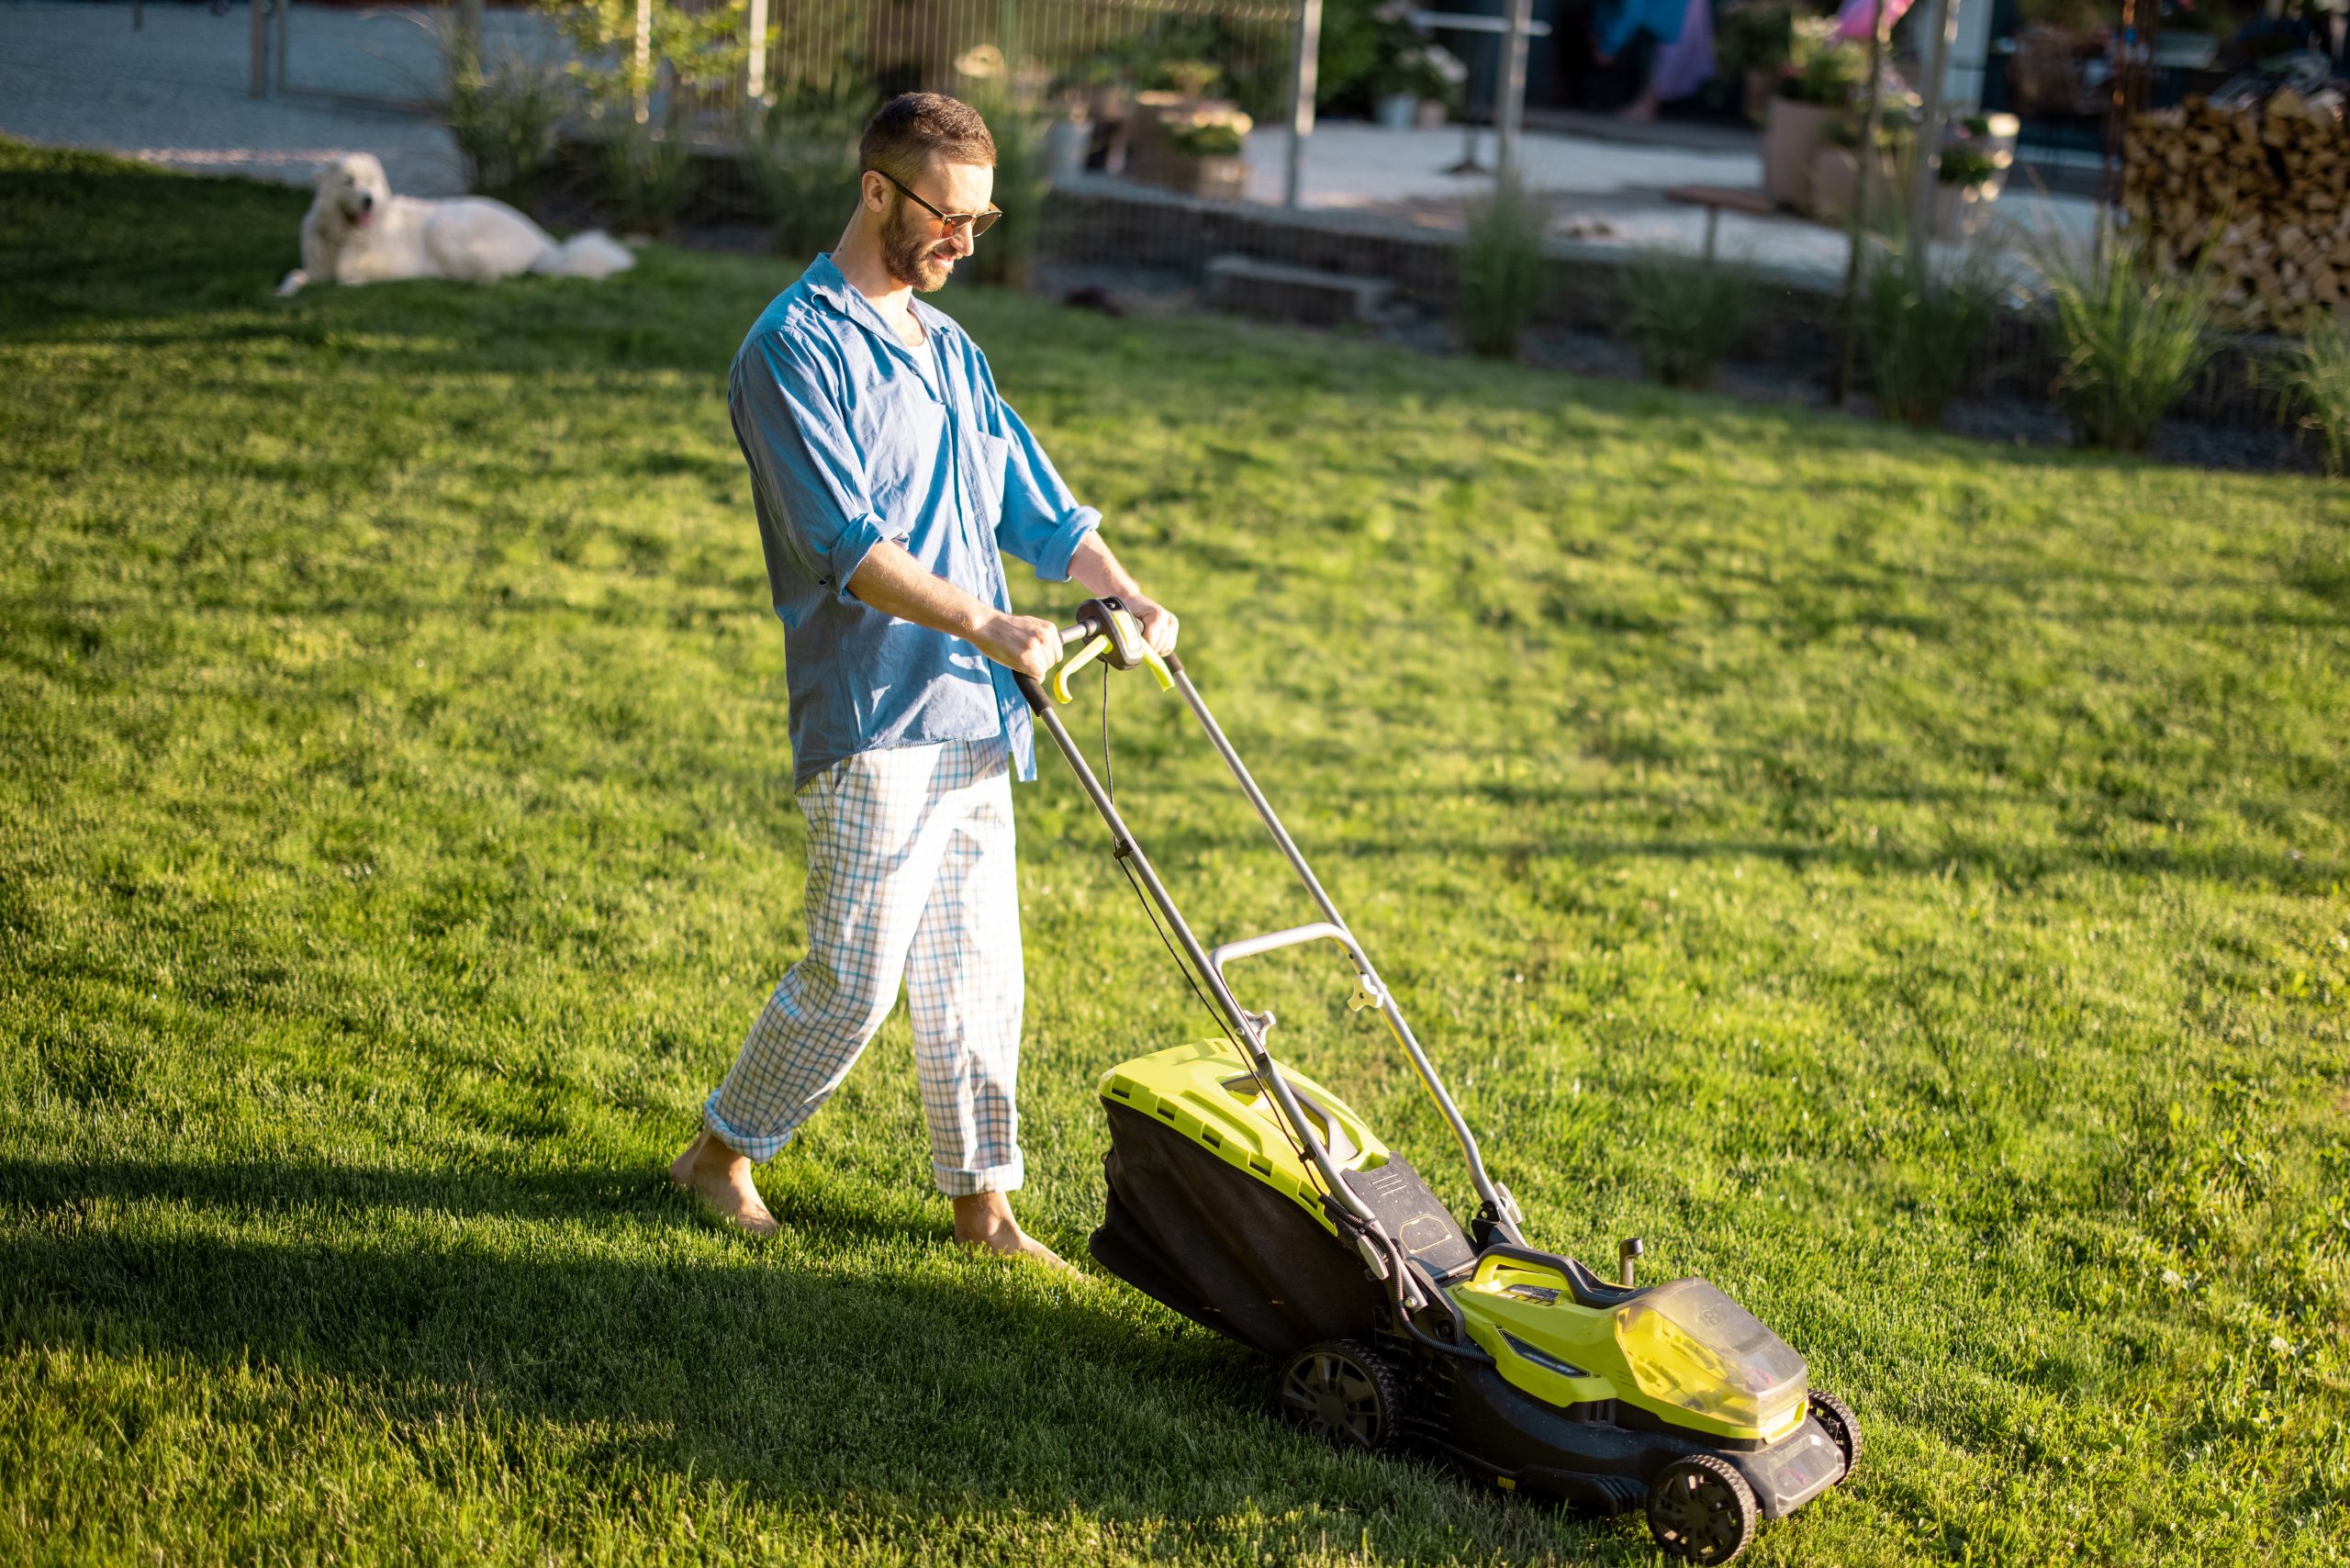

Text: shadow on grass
xmin=0 ymin=1154 xmax=1628 ymax=1562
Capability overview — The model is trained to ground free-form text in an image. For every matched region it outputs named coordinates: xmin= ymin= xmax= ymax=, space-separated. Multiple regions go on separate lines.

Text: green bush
xmin=1863 ymin=241 xmax=1997 ymax=428
xmin=599 ymin=115 xmax=695 ymax=238
xmin=1458 ymin=174 xmax=1550 ymax=360
xmin=1621 ymin=255 xmax=1751 ymax=390
xmin=2273 ymin=317 xmax=2350 ymax=476
xmin=2035 ymin=229 xmax=2216 ymax=452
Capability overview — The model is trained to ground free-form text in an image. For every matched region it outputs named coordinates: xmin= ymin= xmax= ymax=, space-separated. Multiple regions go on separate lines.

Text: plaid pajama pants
xmin=702 ymin=734 xmax=1026 ymax=1196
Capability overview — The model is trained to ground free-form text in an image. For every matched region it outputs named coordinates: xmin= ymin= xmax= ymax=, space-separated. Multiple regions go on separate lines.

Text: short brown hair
xmin=860 ymin=93 xmax=995 ymax=180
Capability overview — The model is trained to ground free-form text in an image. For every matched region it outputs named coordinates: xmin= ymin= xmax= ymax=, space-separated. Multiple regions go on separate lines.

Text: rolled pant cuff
xmin=702 ymin=1096 xmax=796 ymax=1165
xmin=935 ymin=1159 xmax=1024 ymax=1198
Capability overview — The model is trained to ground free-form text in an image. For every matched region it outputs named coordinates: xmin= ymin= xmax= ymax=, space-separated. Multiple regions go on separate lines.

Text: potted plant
xmin=1931 ymin=147 xmax=2010 ymax=240
xmin=1156 ymin=104 xmax=1254 ymax=198
xmin=1762 ymin=18 xmax=1861 ymax=209
xmin=1717 ymin=0 xmax=1795 ymax=126
xmin=1125 ymin=57 xmax=1253 ymax=201
xmin=1360 ymin=2 xmax=1462 ymax=128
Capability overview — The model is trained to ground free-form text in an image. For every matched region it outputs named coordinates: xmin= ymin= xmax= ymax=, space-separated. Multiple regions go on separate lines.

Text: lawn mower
xmin=1013 ymin=599 xmax=1860 ymax=1566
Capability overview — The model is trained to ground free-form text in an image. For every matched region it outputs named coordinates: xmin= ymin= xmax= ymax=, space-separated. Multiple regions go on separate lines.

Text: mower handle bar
xmin=1016 ymin=602 xmax=1529 ymax=1256
xmin=1206 ymin=922 xmax=1376 ymax=993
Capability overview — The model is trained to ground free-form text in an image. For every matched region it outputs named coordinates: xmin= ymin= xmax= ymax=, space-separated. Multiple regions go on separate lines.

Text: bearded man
xmin=668 ymin=93 xmax=1179 ymax=1264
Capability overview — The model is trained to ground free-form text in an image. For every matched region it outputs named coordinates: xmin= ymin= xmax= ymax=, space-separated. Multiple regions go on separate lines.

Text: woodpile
xmin=2122 ymin=89 xmax=2350 ymax=326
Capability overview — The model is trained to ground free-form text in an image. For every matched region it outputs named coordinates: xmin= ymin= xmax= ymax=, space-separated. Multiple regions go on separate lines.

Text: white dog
xmin=275 ymin=153 xmax=634 ymax=297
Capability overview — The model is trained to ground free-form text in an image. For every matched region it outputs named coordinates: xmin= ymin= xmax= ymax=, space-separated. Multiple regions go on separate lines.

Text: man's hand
xmin=1120 ymin=592 xmax=1180 ymax=658
xmin=972 ymin=611 xmax=1065 ymax=680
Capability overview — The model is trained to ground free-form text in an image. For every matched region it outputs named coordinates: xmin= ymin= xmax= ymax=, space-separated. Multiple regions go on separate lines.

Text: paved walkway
xmin=5 ymin=0 xmax=2093 ymax=287
xmin=1240 ymin=120 xmax=2097 ymax=287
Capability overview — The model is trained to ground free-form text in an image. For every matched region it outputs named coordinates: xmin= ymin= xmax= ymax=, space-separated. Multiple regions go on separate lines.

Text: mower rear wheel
xmin=1645 ymin=1453 xmax=1757 ymax=1565
xmin=1277 ymin=1339 xmax=1404 ymax=1451
xmin=1808 ymin=1390 xmax=1863 ymax=1483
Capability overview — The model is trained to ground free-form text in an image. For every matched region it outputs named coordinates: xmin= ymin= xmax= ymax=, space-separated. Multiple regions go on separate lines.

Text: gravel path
xmin=0 ymin=0 xmax=555 ymax=197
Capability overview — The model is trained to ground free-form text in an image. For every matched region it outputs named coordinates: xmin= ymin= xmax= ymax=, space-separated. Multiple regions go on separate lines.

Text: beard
xmin=880 ymin=200 xmax=958 ymax=293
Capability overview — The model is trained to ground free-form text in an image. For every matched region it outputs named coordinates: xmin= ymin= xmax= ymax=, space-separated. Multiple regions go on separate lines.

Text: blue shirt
xmin=728 ymin=253 xmax=1101 ymax=789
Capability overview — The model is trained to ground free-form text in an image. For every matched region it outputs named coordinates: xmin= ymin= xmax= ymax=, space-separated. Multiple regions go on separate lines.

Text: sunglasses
xmin=870 ymin=169 xmax=1002 ymax=237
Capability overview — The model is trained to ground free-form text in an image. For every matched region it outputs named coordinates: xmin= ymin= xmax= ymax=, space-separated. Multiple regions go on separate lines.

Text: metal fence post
xmin=251 ymin=0 xmax=268 ymax=97
xmin=745 ymin=0 xmax=769 ymax=106
xmin=1284 ymin=0 xmax=1321 ymax=209
xmin=1494 ymin=0 xmax=1532 ymax=184
xmin=1908 ymin=0 xmax=1960 ymax=246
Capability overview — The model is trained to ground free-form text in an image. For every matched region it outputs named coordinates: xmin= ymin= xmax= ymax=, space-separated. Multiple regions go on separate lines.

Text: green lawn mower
xmin=1015 ymin=600 xmax=1861 ymax=1566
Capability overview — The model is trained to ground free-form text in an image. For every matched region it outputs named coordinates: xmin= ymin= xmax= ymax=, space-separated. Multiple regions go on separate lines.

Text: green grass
xmin=3 ymin=140 xmax=2347 ymax=1565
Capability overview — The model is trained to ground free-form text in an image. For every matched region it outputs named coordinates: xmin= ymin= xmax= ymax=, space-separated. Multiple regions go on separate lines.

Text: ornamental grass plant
xmin=744 ymin=81 xmax=872 ymax=261
xmin=2033 ymin=226 xmax=2216 ymax=452
xmin=439 ymin=37 xmax=571 ymax=213
xmin=599 ymin=114 xmax=695 ymax=238
xmin=2271 ymin=315 xmax=2350 ymax=476
xmin=1458 ymin=174 xmax=1550 ymax=360
xmin=1861 ymin=240 xmax=1997 ymax=428
xmin=1620 ymin=253 xmax=1751 ymax=390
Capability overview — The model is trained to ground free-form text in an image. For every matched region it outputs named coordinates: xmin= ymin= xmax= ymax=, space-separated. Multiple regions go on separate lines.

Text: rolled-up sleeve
xmin=970 ymin=348 xmax=1099 ymax=581
xmin=729 ymin=330 xmax=889 ymax=607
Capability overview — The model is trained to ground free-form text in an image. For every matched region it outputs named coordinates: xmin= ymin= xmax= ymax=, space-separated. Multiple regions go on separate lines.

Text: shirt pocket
xmin=967 ymin=428 xmax=1012 ymax=529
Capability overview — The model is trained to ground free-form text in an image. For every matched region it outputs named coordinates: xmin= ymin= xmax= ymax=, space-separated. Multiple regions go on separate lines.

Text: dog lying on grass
xmin=275 ymin=153 xmax=635 ymax=297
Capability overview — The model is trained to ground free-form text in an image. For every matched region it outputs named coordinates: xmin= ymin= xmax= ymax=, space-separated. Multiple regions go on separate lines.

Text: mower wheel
xmin=1808 ymin=1390 xmax=1863 ymax=1483
xmin=1277 ymin=1339 xmax=1404 ymax=1451
xmin=1645 ymin=1452 xmax=1757 ymax=1565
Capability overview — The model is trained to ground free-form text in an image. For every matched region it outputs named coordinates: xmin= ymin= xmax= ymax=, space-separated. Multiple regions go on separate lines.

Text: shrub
xmin=599 ymin=114 xmax=695 ymax=237
xmin=2272 ymin=317 xmax=2350 ymax=476
xmin=444 ymin=47 xmax=572 ymax=211
xmin=744 ymin=83 xmax=870 ymax=261
xmin=1863 ymin=241 xmax=1996 ymax=427
xmin=1620 ymin=255 xmax=1751 ymax=390
xmin=2034 ymin=228 xmax=2216 ymax=452
xmin=1459 ymin=174 xmax=1550 ymax=360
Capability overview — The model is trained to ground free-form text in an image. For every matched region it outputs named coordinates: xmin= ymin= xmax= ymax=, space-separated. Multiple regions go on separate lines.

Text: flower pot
xmin=1810 ymin=145 xmax=1902 ymax=229
xmin=1046 ymin=117 xmax=1091 ymax=185
xmin=1931 ymin=180 xmax=1998 ymax=241
xmin=1376 ymin=92 xmax=1419 ymax=129
xmin=1762 ymin=95 xmax=1839 ymax=210
xmin=1414 ymin=97 xmax=1449 ymax=129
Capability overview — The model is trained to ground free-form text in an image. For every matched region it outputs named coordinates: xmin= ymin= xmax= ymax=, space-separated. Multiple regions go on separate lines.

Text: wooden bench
xmin=1661 ymin=185 xmax=1782 ymax=264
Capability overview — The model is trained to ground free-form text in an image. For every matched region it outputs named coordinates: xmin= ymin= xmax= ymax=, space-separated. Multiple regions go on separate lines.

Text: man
xmin=668 ymin=93 xmax=1177 ymax=1266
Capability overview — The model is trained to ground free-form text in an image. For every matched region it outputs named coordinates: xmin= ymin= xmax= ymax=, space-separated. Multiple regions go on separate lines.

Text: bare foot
xmin=667 ymin=1129 xmax=778 ymax=1238
xmin=952 ymin=1192 xmax=1077 ymax=1273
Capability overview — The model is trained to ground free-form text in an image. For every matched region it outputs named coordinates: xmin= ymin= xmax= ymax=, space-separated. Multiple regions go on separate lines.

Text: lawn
xmin=2 ymin=140 xmax=2346 ymax=1566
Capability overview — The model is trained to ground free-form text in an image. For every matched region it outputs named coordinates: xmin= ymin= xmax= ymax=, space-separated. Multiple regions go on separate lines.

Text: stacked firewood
xmin=2122 ymin=89 xmax=2350 ymax=324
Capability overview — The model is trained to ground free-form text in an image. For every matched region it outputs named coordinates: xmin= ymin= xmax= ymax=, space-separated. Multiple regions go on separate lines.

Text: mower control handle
xmin=1014 ymin=597 xmax=1175 ymax=711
